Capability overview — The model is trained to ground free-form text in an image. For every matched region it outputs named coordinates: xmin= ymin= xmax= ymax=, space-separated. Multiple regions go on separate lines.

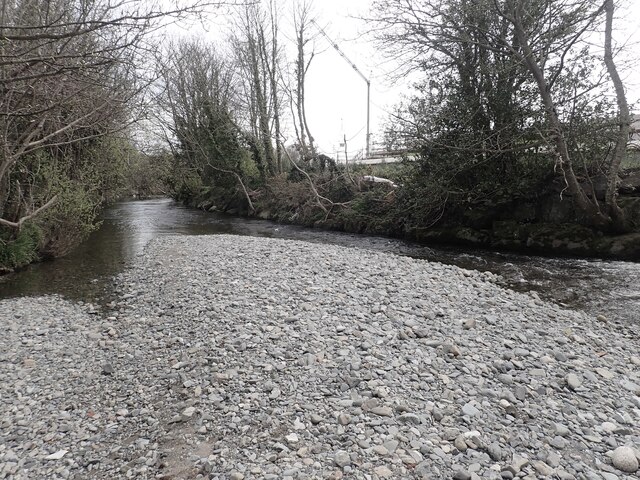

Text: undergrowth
xmin=0 ymin=224 xmax=43 ymax=272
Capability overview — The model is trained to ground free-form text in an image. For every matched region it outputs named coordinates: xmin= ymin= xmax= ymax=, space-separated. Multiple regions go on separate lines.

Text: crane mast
xmin=311 ymin=20 xmax=371 ymax=158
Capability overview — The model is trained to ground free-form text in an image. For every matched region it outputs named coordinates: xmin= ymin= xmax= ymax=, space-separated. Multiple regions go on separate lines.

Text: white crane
xmin=311 ymin=19 xmax=371 ymax=158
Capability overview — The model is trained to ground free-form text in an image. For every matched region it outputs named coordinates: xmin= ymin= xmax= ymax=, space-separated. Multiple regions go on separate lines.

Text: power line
xmin=310 ymin=19 xmax=371 ymax=158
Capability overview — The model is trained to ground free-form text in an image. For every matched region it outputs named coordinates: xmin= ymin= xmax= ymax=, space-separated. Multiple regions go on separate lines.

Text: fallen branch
xmin=362 ymin=175 xmax=398 ymax=188
xmin=229 ymin=170 xmax=256 ymax=214
xmin=280 ymin=143 xmax=329 ymax=213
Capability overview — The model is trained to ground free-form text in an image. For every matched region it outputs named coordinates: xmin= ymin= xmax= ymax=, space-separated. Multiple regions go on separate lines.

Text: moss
xmin=0 ymin=224 xmax=43 ymax=273
xmin=593 ymin=233 xmax=640 ymax=259
xmin=618 ymin=197 xmax=640 ymax=229
xmin=492 ymin=221 xmax=528 ymax=242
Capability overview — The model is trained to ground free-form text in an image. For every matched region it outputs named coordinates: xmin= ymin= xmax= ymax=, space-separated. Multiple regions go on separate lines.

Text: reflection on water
xmin=0 ymin=198 xmax=638 ymax=325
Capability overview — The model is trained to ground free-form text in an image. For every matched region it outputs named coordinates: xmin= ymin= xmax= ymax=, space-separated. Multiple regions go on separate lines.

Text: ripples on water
xmin=0 ymin=198 xmax=638 ymax=325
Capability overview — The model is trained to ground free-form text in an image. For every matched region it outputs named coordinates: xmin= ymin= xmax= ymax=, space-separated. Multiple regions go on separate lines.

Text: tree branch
xmin=0 ymin=195 xmax=58 ymax=230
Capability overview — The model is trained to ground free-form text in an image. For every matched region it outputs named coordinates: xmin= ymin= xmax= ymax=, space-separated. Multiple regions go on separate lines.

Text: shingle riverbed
xmin=1 ymin=235 xmax=638 ymax=479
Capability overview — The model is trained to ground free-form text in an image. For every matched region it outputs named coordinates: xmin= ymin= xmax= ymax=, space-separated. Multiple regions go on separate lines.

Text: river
xmin=0 ymin=198 xmax=638 ymax=325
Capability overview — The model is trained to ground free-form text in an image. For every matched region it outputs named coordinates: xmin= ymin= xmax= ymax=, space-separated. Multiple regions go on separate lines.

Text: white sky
xmin=172 ymin=0 xmax=640 ymax=158
xmin=302 ymin=0 xmax=640 ymax=157
xmin=301 ymin=0 xmax=390 ymax=158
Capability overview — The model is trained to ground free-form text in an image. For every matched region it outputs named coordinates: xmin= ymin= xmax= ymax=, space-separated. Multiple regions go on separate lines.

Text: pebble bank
xmin=1 ymin=235 xmax=639 ymax=479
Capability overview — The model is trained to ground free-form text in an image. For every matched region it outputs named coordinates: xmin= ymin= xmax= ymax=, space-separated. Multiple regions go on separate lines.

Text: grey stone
xmin=566 ymin=374 xmax=582 ymax=390
xmin=370 ymin=406 xmax=393 ymax=417
xmin=554 ymin=351 xmax=569 ymax=362
xmin=309 ymin=414 xmax=323 ymax=425
xmin=611 ymin=446 xmax=639 ymax=473
xmin=511 ymin=455 xmax=530 ymax=472
xmin=600 ymin=473 xmax=619 ymax=480
xmin=285 ymin=433 xmax=299 ymax=444
xmin=181 ymin=406 xmax=196 ymax=418
xmin=461 ymin=402 xmax=480 ymax=417
xmin=549 ymin=436 xmax=567 ymax=449
xmin=101 ymin=363 xmax=115 ymax=375
xmin=373 ymin=445 xmax=389 ymax=456
xmin=453 ymin=471 xmax=472 ymax=480
xmin=620 ymin=380 xmax=640 ymax=393
xmin=398 ymin=413 xmax=421 ymax=425
xmin=337 ymin=413 xmax=351 ymax=425
xmin=453 ymin=435 xmax=466 ymax=452
xmin=374 ymin=466 xmax=394 ymax=478
xmin=533 ymin=460 xmax=555 ymax=476
xmin=487 ymin=442 xmax=504 ymax=461
xmin=383 ymin=440 xmax=399 ymax=454
xmin=546 ymin=452 xmax=561 ymax=468
xmin=334 ymin=450 xmax=351 ymax=468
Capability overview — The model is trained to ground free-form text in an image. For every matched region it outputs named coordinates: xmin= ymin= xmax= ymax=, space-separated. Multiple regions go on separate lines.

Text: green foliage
xmin=1 ymin=137 xmax=133 ymax=261
xmin=126 ymin=151 xmax=172 ymax=199
xmin=81 ymin=137 xmax=135 ymax=203
xmin=169 ymin=167 xmax=207 ymax=203
xmin=36 ymin=161 xmax=101 ymax=257
xmin=238 ymin=149 xmax=261 ymax=182
xmin=0 ymin=224 xmax=42 ymax=272
xmin=162 ymin=40 xmax=255 ymax=201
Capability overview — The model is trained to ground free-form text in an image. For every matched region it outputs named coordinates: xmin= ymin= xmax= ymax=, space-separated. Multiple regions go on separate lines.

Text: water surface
xmin=1 ymin=199 xmax=638 ymax=325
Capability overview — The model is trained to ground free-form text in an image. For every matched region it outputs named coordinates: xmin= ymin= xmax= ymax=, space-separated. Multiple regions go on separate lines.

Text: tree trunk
xmin=510 ymin=0 xmax=612 ymax=230
xmin=602 ymin=0 xmax=630 ymax=231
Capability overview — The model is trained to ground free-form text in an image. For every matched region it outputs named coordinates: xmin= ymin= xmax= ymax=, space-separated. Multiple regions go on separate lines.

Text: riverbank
xmin=1 ymin=235 xmax=639 ymax=479
xmin=191 ymin=173 xmax=640 ymax=261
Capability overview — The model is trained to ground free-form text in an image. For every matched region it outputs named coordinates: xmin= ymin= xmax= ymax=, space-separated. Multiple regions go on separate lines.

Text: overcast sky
xmin=302 ymin=0 xmax=389 ymax=158
xmin=302 ymin=0 xmax=640 ymax=158
xmin=183 ymin=0 xmax=640 ymax=158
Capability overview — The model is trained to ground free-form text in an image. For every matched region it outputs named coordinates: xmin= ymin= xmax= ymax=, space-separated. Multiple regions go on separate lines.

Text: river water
xmin=1 ymin=198 xmax=638 ymax=325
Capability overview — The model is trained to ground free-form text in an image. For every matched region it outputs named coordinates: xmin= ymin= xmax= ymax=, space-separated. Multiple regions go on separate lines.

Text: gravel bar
xmin=1 ymin=234 xmax=639 ymax=480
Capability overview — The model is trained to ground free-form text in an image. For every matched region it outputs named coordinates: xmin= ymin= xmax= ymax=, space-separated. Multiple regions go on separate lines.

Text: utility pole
xmin=344 ymin=133 xmax=348 ymax=166
xmin=311 ymin=20 xmax=371 ymax=158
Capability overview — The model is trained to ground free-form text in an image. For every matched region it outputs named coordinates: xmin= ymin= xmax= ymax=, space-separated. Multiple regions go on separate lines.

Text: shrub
xmin=35 ymin=163 xmax=101 ymax=258
xmin=0 ymin=223 xmax=43 ymax=272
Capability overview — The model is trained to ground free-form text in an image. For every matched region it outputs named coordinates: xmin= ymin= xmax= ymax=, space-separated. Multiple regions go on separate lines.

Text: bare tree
xmin=0 ymin=0 xmax=226 ymax=230
xmin=232 ymin=2 xmax=282 ymax=179
xmin=499 ymin=0 xmax=631 ymax=231
xmin=372 ymin=0 xmax=635 ymax=232
xmin=157 ymin=39 xmax=255 ymax=211
xmin=265 ymin=0 xmax=284 ymax=173
xmin=602 ymin=0 xmax=631 ymax=225
xmin=291 ymin=0 xmax=317 ymax=161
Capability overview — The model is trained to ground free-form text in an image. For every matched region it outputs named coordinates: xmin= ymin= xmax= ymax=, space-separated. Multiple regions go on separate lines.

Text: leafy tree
xmin=500 ymin=0 xmax=631 ymax=231
xmin=0 ymin=0 xmax=223 ymax=230
xmin=372 ymin=0 xmax=633 ymax=232
xmin=159 ymin=40 xmax=256 ymax=209
xmin=231 ymin=1 xmax=285 ymax=178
